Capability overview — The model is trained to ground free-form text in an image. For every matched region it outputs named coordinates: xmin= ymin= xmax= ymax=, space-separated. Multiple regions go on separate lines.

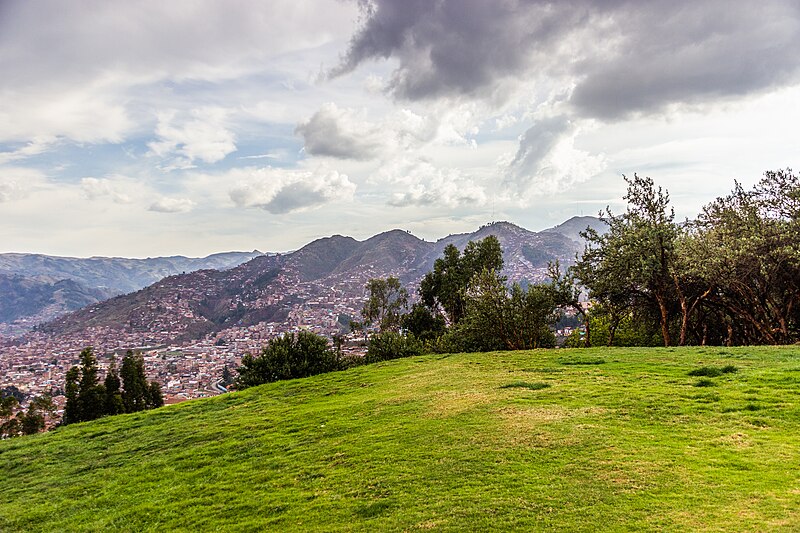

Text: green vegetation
xmin=574 ymin=169 xmax=800 ymax=346
xmin=3 ymin=346 xmax=800 ymax=531
xmin=63 ymin=348 xmax=162 ymax=425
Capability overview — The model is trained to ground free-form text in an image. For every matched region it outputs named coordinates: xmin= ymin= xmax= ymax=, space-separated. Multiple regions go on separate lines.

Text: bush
xmin=365 ymin=331 xmax=424 ymax=363
xmin=236 ymin=331 xmax=339 ymax=388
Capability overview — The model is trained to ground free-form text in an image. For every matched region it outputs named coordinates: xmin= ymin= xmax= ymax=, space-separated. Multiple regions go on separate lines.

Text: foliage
xmin=1 ymin=394 xmax=55 ymax=438
xmin=419 ymin=235 xmax=503 ymax=324
xmin=574 ymin=174 xmax=679 ymax=346
xmin=361 ymin=277 xmax=409 ymax=332
xmin=454 ymin=268 xmax=557 ymax=351
xmin=62 ymin=348 xmax=163 ymax=426
xmin=365 ymin=331 xmax=424 ymax=363
xmin=235 ymin=331 xmax=340 ymax=388
xmin=401 ymin=302 xmax=446 ymax=341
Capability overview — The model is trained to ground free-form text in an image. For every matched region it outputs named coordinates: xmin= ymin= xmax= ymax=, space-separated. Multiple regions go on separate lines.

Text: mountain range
xmin=23 ymin=217 xmax=604 ymax=346
xmin=0 ymin=251 xmax=263 ymax=335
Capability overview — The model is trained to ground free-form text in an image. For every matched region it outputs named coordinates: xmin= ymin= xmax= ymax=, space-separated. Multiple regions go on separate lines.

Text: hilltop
xmin=1 ymin=346 xmax=799 ymax=531
xmin=32 ymin=220 xmax=597 ymax=346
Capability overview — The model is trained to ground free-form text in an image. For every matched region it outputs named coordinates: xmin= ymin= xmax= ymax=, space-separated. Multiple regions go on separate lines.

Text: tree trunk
xmin=656 ymin=293 xmax=671 ymax=346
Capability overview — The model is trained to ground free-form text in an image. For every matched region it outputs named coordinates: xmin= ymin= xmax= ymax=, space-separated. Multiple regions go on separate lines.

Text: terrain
xmin=30 ymin=218 xmax=605 ymax=346
xmin=0 ymin=251 xmax=263 ymax=335
xmin=1 ymin=346 xmax=799 ymax=531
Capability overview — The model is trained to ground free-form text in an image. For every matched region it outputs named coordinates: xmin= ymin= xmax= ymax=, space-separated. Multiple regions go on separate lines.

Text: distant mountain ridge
xmin=33 ymin=218 xmax=604 ymax=345
xmin=0 ymin=251 xmax=264 ymax=334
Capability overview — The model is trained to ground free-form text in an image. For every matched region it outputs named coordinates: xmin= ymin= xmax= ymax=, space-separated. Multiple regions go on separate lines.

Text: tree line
xmin=63 ymin=347 xmax=163 ymax=425
xmin=236 ymin=168 xmax=800 ymax=388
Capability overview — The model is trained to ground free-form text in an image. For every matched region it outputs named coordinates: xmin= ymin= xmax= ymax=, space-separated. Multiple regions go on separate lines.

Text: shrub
xmin=236 ymin=331 xmax=339 ymax=388
xmin=365 ymin=331 xmax=424 ymax=363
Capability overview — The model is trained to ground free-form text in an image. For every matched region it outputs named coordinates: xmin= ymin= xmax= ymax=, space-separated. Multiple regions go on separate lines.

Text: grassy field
xmin=3 ymin=346 xmax=800 ymax=531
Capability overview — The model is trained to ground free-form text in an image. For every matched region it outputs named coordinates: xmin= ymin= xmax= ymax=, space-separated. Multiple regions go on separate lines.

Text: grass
xmin=2 ymin=346 xmax=800 ymax=531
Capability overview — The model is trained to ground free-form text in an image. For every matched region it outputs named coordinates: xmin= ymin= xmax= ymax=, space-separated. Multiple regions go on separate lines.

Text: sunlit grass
xmin=2 ymin=346 xmax=800 ymax=531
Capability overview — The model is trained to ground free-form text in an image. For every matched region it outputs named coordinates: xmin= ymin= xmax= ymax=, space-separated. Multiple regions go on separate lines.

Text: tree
xmin=76 ymin=347 xmax=106 ymax=422
xmin=236 ymin=331 xmax=339 ymax=389
xmin=457 ymin=268 xmax=557 ymax=351
xmin=575 ymin=174 xmax=679 ymax=346
xmin=688 ymin=169 xmax=800 ymax=344
xmin=361 ymin=277 xmax=409 ymax=332
xmin=62 ymin=366 xmax=81 ymax=425
xmin=420 ymin=235 xmax=504 ymax=324
xmin=147 ymin=381 xmax=164 ymax=409
xmin=365 ymin=331 xmax=423 ymax=363
xmin=401 ymin=302 xmax=446 ymax=341
xmin=121 ymin=350 xmax=148 ymax=413
xmin=103 ymin=357 xmax=125 ymax=416
xmin=549 ymin=261 xmax=592 ymax=347
xmin=20 ymin=395 xmax=55 ymax=435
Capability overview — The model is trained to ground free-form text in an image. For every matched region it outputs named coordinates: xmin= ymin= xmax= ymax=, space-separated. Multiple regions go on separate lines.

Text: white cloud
xmin=0 ymin=167 xmax=48 ymax=202
xmin=381 ymin=159 xmax=487 ymax=208
xmin=148 ymin=108 xmax=237 ymax=169
xmin=228 ymin=166 xmax=356 ymax=214
xmin=148 ymin=197 xmax=196 ymax=213
xmin=80 ymin=177 xmax=133 ymax=204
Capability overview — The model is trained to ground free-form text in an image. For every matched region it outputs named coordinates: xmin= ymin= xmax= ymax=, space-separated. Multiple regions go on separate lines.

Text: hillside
xmin=34 ymin=220 xmax=593 ymax=345
xmin=0 ymin=251 xmax=264 ymax=333
xmin=2 ymin=346 xmax=800 ymax=531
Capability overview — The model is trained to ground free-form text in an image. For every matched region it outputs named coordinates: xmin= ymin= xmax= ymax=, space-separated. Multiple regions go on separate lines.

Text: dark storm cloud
xmin=334 ymin=0 xmax=800 ymax=119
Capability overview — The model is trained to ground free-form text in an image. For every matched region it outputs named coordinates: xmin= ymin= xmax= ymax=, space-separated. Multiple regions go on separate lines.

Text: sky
xmin=1 ymin=0 xmax=798 ymax=258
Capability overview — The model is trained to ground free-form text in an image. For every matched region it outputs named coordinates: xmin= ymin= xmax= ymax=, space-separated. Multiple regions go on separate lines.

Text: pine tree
xmin=147 ymin=381 xmax=164 ymax=409
xmin=103 ymin=357 xmax=125 ymax=416
xmin=76 ymin=347 xmax=105 ymax=421
xmin=121 ymin=351 xmax=148 ymax=412
xmin=62 ymin=366 xmax=80 ymax=425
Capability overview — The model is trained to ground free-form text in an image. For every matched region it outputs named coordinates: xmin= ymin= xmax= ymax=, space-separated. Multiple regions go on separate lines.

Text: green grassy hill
xmin=3 ymin=347 xmax=800 ymax=531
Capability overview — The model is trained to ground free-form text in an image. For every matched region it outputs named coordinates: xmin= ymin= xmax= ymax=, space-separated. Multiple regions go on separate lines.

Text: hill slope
xmin=34 ymin=221 xmax=588 ymax=345
xmin=2 ymin=346 xmax=800 ymax=531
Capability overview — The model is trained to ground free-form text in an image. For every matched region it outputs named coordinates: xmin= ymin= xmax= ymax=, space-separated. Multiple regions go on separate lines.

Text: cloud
xmin=0 ymin=167 xmax=47 ymax=202
xmin=381 ymin=158 xmax=486 ymax=208
xmin=80 ymin=177 xmax=133 ymax=204
xmin=504 ymin=120 xmax=607 ymax=197
xmin=147 ymin=108 xmax=237 ymax=169
xmin=148 ymin=197 xmax=196 ymax=213
xmin=0 ymin=1 xmax=359 ymax=145
xmin=228 ymin=166 xmax=356 ymax=214
xmin=334 ymin=0 xmax=800 ymax=118
xmin=295 ymin=103 xmax=384 ymax=159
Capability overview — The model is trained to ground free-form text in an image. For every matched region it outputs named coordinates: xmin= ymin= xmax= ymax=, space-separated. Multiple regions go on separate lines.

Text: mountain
xmin=0 ymin=274 xmax=113 ymax=336
xmin=0 ymin=251 xmax=264 ymax=333
xmin=34 ymin=220 xmax=597 ymax=345
xmin=0 ymin=250 xmax=265 ymax=294
xmin=543 ymin=215 xmax=608 ymax=244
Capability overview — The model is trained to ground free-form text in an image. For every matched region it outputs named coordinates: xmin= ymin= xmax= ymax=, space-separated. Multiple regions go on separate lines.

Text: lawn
xmin=2 ymin=346 xmax=800 ymax=531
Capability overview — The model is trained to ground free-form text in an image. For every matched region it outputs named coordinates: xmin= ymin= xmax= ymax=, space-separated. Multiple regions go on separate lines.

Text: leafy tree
xmin=420 ymin=236 xmax=503 ymax=324
xmin=361 ymin=277 xmax=409 ymax=332
xmin=575 ymin=174 xmax=679 ymax=346
xmin=688 ymin=169 xmax=800 ymax=344
xmin=62 ymin=366 xmax=81 ymax=425
xmin=236 ymin=331 xmax=339 ymax=388
xmin=401 ymin=302 xmax=446 ymax=341
xmin=457 ymin=268 xmax=557 ymax=351
xmin=20 ymin=395 xmax=55 ymax=435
